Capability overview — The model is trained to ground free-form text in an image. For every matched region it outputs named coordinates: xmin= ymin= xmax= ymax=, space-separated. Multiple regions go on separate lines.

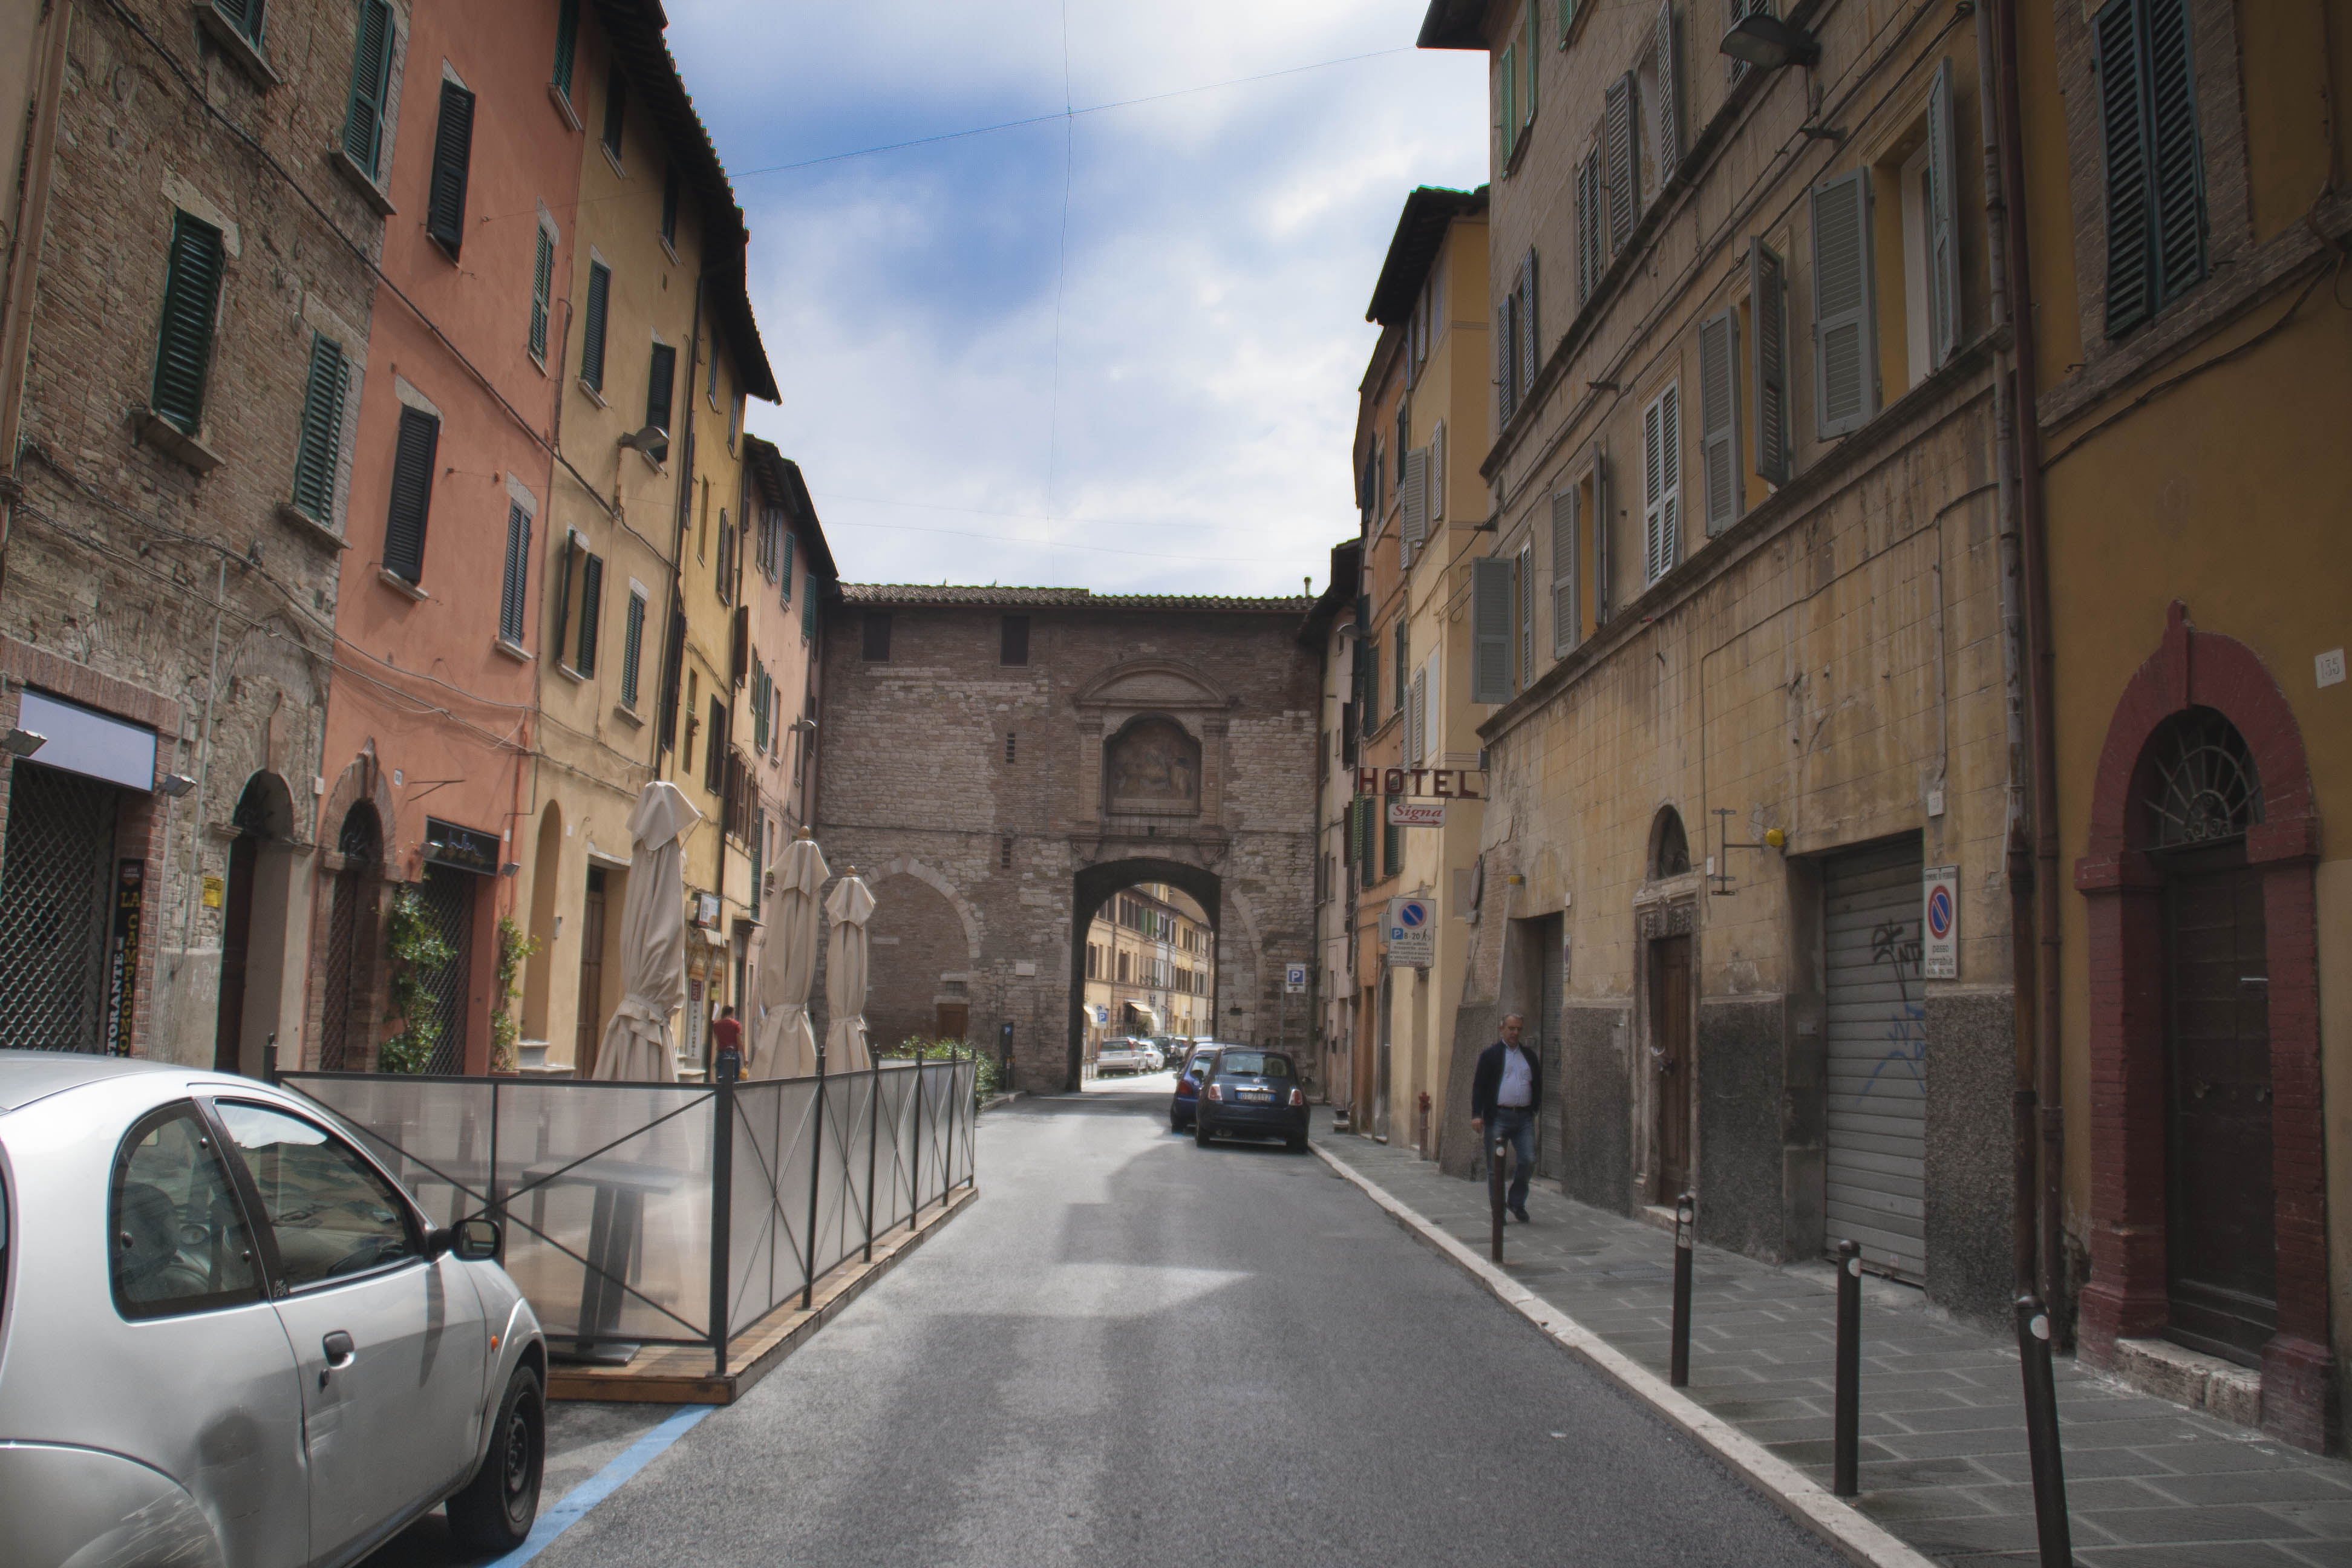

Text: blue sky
xmin=664 ymin=1 xmax=1487 ymax=597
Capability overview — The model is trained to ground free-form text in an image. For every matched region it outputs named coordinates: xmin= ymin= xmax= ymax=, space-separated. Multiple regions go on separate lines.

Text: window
xmin=1811 ymin=169 xmax=1878 ymax=437
xmin=289 ymin=332 xmax=350 ymax=526
xmin=1361 ymin=628 xmax=1380 ymax=728
xmin=499 ymin=502 xmax=532 ymax=645
xmin=801 ymin=581 xmax=817 ymax=643
xmin=704 ymin=695 xmax=727 ymax=792
xmin=752 ymin=658 xmax=769 ymax=750
xmin=551 ymin=532 xmax=575 ymax=660
xmin=1471 ymin=554 xmax=1513 ymax=704
xmin=1725 ymin=0 xmax=1772 ymax=82
xmin=1890 ymin=60 xmax=1961 ymax=389
xmin=581 ymin=260 xmax=611 ymax=393
xmin=382 ymin=405 xmax=438 ymax=584
xmin=1005 ymin=731 xmax=1017 ymax=764
xmin=716 ymin=509 xmax=733 ymax=603
xmin=643 ymin=342 xmax=676 ymax=462
xmin=859 ymin=610 xmax=892 ymax=662
xmin=214 ymin=1102 xmax=417 ymax=1288
xmin=151 ymin=212 xmax=225 ymax=436
xmin=1000 ymin=837 xmax=1014 ymax=871
xmin=660 ymin=165 xmax=681 ymax=248
xmin=341 ymin=0 xmax=395 ymax=181
xmin=1697 ymin=309 xmax=1743 ymax=537
xmin=1641 ymin=382 xmax=1682 ymax=583
xmin=1393 ymin=621 xmax=1408 ymax=730
xmin=601 ymin=60 xmax=626 ymax=162
xmin=1407 ymin=661 xmax=1428 ymax=764
xmin=1576 ymin=146 xmax=1604 ymax=306
xmin=1639 ymin=4 xmax=1682 ymax=201
xmin=214 ymin=0 xmax=264 ymax=45
xmin=621 ymin=587 xmax=647 ymax=707
xmin=1748 ymin=238 xmax=1792 ymax=485
xmin=1498 ymin=5 xmax=1537 ymax=168
xmin=425 ymin=80 xmax=476 ymax=258
xmin=2097 ymin=0 xmax=2204 ymax=338
xmin=1498 ymin=250 xmax=1538 ymax=426
xmin=109 ymin=1104 xmax=261 ymax=1319
xmin=780 ymin=529 xmax=796 ymax=600
xmin=729 ymin=391 xmax=744 ymax=452
xmin=1402 ymin=445 xmax=1428 ymax=565
xmin=1651 ymin=807 xmax=1693 ymax=877
xmin=1550 ymin=484 xmax=1579 ymax=657
xmin=1383 ymin=815 xmax=1402 ymax=879
xmin=551 ymin=0 xmax=579 ymax=100
xmin=530 ymin=220 xmax=555 ymax=364
xmin=1001 ymin=614 xmax=1030 ymax=665
xmin=1430 ymin=420 xmax=1446 ymax=524
xmin=1604 ymin=71 xmax=1638 ymax=254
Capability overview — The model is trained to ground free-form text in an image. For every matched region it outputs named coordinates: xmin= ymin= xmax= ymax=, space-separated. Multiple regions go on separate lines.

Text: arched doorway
xmin=1067 ymin=857 xmax=1221 ymax=1091
xmin=318 ymin=803 xmax=382 ymax=1071
xmin=213 ymin=773 xmax=295 ymax=1075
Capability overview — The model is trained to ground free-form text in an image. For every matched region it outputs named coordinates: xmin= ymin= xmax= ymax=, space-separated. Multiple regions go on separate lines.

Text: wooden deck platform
xmin=547 ymin=1183 xmax=978 ymax=1405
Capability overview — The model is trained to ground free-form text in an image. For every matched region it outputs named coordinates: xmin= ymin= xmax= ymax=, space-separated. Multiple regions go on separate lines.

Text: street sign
xmin=1284 ymin=963 xmax=1308 ymax=994
xmin=1385 ymin=896 xmax=1435 ymax=969
xmin=1922 ymin=866 xmax=1959 ymax=979
xmin=1095 ymin=1005 xmax=1109 ymax=1025
xmin=1387 ymin=797 xmax=1445 ymax=828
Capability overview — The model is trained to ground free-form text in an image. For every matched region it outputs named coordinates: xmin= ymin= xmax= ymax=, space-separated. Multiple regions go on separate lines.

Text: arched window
xmin=2139 ymin=707 xmax=2264 ymax=849
xmin=1651 ymin=807 xmax=1691 ymax=879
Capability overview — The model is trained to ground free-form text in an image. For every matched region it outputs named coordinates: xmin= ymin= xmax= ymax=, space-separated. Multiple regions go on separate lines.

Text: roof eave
xmin=1417 ymin=0 xmax=1491 ymax=50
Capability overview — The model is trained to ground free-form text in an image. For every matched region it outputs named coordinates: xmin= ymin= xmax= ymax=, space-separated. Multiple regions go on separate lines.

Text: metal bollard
xmin=1834 ymin=1239 xmax=1861 ymax=1498
xmin=1670 ymin=1191 xmax=1695 ymax=1386
xmin=1488 ymin=1132 xmax=1507 ymax=1262
xmin=2015 ymin=1294 xmax=2074 ymax=1566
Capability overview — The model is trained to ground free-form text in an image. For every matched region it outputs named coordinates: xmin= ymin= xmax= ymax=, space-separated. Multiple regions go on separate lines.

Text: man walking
xmin=1471 ymin=1013 xmax=1540 ymax=1223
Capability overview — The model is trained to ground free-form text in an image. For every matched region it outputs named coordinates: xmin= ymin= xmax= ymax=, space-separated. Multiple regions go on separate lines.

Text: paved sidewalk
xmin=1316 ymin=1118 xmax=2352 ymax=1567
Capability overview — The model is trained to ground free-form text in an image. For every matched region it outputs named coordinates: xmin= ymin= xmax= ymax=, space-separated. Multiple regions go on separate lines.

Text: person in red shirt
xmin=710 ymin=1005 xmax=743 ymax=1077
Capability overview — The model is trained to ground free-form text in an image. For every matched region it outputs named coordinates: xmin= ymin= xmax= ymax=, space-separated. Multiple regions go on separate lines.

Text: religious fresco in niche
xmin=1105 ymin=717 xmax=1200 ymax=814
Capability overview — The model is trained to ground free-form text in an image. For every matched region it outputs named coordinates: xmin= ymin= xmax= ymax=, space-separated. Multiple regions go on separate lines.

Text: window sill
xmin=612 ymin=703 xmax=644 ymax=728
xmin=556 ymin=661 xmax=589 ymax=684
xmin=327 ymin=146 xmax=396 ymax=217
xmin=194 ymin=3 xmax=279 ymax=90
xmin=547 ymin=82 xmax=582 ymax=132
xmin=576 ymin=379 xmax=608 ymax=408
xmin=131 ymin=407 xmax=223 ymax=474
xmin=659 ymin=236 xmax=680 ymax=267
xmin=493 ymin=637 xmax=531 ymax=663
xmin=275 ymin=501 xmax=349 ymax=550
xmin=601 ymin=141 xmax=626 ymax=180
xmin=636 ymin=448 xmax=668 ymax=475
xmin=377 ymin=567 xmax=428 ymax=602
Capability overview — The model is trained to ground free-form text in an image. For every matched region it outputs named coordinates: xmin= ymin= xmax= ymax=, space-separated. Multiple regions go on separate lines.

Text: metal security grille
xmin=0 ymin=762 xmax=119 ymax=1051
xmin=417 ymin=863 xmax=475 ymax=1074
xmin=1824 ymin=837 xmax=1927 ymax=1280
xmin=319 ymin=809 xmax=381 ymax=1071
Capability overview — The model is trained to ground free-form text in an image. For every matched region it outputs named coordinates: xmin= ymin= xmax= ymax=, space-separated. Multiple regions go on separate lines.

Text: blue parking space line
xmin=485 ymin=1402 xmax=716 ymax=1568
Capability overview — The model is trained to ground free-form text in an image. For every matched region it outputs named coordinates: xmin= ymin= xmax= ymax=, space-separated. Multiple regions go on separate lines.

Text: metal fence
xmin=279 ymin=1054 xmax=979 ymax=1375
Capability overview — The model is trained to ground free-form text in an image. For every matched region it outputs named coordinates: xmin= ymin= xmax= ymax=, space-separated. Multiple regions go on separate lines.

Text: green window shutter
xmin=1698 ymin=307 xmax=1742 ymax=536
xmin=601 ymin=60 xmax=627 ymax=157
xmin=1810 ymin=167 xmax=1877 ymax=437
xmin=220 ymin=0 xmax=264 ymax=44
xmin=801 ymin=580 xmax=816 ymax=642
xmin=1560 ymin=0 xmax=1577 ymax=45
xmin=1925 ymin=57 xmax=1960 ymax=368
xmin=1471 ymin=555 xmax=1513 ymax=704
xmin=499 ymin=503 xmax=532 ymax=645
xmin=1523 ymin=6 xmax=1538 ymax=125
xmin=530 ymin=226 xmax=554 ymax=362
xmin=151 ymin=212 xmax=224 ymax=436
xmin=342 ymin=0 xmax=393 ymax=178
xmin=1748 ymin=238 xmax=1791 ymax=485
xmin=382 ymin=405 xmax=438 ymax=583
xmin=1383 ymin=818 xmax=1402 ymax=879
xmin=621 ymin=590 xmax=645 ymax=707
xmin=2099 ymin=0 xmax=2204 ymax=338
xmin=552 ymin=0 xmax=579 ymax=97
xmin=780 ymin=531 xmax=795 ymax=603
xmin=1550 ymin=486 xmax=1579 ymax=657
xmin=550 ymin=532 xmax=575 ymax=661
xmin=581 ymin=261 xmax=610 ymax=391
xmin=577 ymin=553 xmax=603 ymax=676
xmin=1499 ymin=45 xmax=1516 ymax=166
xmin=644 ymin=341 xmax=676 ymax=461
xmin=2144 ymin=0 xmax=2205 ymax=310
xmin=425 ymin=81 xmax=476 ymax=256
xmin=289 ymin=333 xmax=348 ymax=524
xmin=2096 ymin=0 xmax=2152 ymax=336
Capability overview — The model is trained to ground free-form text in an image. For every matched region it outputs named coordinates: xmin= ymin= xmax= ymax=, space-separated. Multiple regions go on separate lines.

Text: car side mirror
xmin=428 ymin=1217 xmax=501 ymax=1262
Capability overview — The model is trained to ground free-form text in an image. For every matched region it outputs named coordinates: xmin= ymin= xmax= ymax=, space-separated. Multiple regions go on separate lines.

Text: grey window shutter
xmin=500 ymin=503 xmax=532 ymax=644
xmin=2096 ymin=0 xmax=2153 ymax=336
xmin=1517 ymin=543 xmax=1535 ymax=687
xmin=290 ymin=333 xmax=348 ymax=524
xmin=1497 ymin=290 xmax=1517 ymax=426
xmin=1749 ymin=237 xmax=1791 ymax=485
xmin=1811 ymin=168 xmax=1877 ymax=437
xmin=1643 ymin=384 xmax=1681 ymax=582
xmin=1577 ymin=147 xmax=1602 ymax=305
xmin=1430 ymin=421 xmax=1446 ymax=521
xmin=644 ymin=341 xmax=676 ymax=461
xmin=1592 ymin=446 xmax=1612 ymax=624
xmin=342 ymin=0 xmax=394 ymax=177
xmin=1698 ymin=307 xmax=1742 ymax=536
xmin=530 ymin=226 xmax=554 ymax=362
xmin=425 ymin=81 xmax=476 ymax=257
xmin=581 ymin=261 xmax=610 ymax=390
xmin=1605 ymin=72 xmax=1637 ymax=253
xmin=577 ymin=553 xmax=603 ymax=675
xmin=621 ymin=591 xmax=645 ymax=707
xmin=151 ymin=212 xmax=224 ymax=435
xmin=1926 ymin=58 xmax=1960 ymax=368
xmin=1550 ymin=486 xmax=1579 ymax=656
xmin=1520 ymin=248 xmax=1540 ymax=398
xmin=1402 ymin=446 xmax=1428 ymax=551
xmin=382 ymin=406 xmax=438 ymax=583
xmin=1408 ymin=668 xmax=1425 ymax=763
xmin=1653 ymin=2 xmax=1680 ymax=183
xmin=551 ymin=532 xmax=575 ymax=657
xmin=1471 ymin=556 xmax=1514 ymax=703
xmin=2146 ymin=0 xmax=2205 ymax=306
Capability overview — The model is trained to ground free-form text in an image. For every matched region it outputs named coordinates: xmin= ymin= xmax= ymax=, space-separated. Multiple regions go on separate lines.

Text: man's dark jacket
xmin=1471 ymin=1038 xmax=1541 ymax=1123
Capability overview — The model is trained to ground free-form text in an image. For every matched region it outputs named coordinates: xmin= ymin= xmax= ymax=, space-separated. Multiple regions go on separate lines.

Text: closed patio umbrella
xmin=748 ymin=830 xmax=827 ymax=1079
xmin=822 ymin=869 xmax=875 ymax=1072
xmin=591 ymin=781 xmax=702 ymax=1081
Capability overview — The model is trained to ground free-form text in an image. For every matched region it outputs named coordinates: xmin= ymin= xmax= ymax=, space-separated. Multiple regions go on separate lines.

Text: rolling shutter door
xmin=1823 ymin=836 xmax=1927 ymax=1279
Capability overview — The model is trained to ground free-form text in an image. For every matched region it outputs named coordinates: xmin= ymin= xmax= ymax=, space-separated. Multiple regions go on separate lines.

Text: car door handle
xmin=319 ymin=1330 xmax=358 ymax=1387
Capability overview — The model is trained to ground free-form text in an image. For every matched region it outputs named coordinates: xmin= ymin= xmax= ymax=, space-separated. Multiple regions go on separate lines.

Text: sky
xmin=663 ymin=1 xmax=1488 ymax=599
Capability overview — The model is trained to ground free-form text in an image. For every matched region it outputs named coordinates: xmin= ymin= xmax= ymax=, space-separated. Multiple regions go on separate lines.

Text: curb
xmin=1313 ymin=1140 xmax=1940 ymax=1568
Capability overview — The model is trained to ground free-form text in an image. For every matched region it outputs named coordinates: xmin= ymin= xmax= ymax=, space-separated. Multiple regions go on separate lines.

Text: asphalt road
xmin=376 ymin=1082 xmax=1839 ymax=1567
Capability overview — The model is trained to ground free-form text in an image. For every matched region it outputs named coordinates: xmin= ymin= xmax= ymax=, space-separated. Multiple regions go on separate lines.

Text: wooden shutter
xmin=1517 ymin=543 xmax=1535 ymax=687
xmin=550 ymin=532 xmax=575 ymax=658
xmin=1430 ymin=421 xmax=1446 ymax=521
xmin=577 ymin=553 xmax=603 ymax=675
xmin=500 ymin=503 xmax=532 ymax=644
xmin=1643 ymin=384 xmax=1681 ymax=583
xmin=1749 ymin=238 xmax=1791 ymax=485
xmin=731 ymin=604 xmax=751 ymax=687
xmin=383 ymin=406 xmax=439 ymax=583
xmin=1560 ymin=0 xmax=1578 ymax=44
xmin=1698 ymin=307 xmax=1742 ymax=536
xmin=151 ymin=212 xmax=224 ymax=434
xmin=342 ymin=0 xmax=394 ymax=177
xmin=781 ymin=530 xmax=796 ymax=602
xmin=1520 ymin=248 xmax=1540 ymax=399
xmin=1576 ymin=147 xmax=1602 ymax=305
xmin=644 ymin=341 xmax=676 ymax=459
xmin=1592 ymin=446 xmax=1612 ymax=624
xmin=1604 ymin=72 xmax=1637 ymax=253
xmin=581 ymin=261 xmax=610 ymax=391
xmin=800 ymin=582 xmax=816 ymax=642
xmin=530 ymin=226 xmax=554 ymax=362
xmin=426 ymin=81 xmax=476 ymax=257
xmin=2145 ymin=0 xmax=2204 ymax=312
xmin=1500 ymin=44 xmax=1517 ymax=166
xmin=621 ymin=590 xmax=646 ymax=705
xmin=1471 ymin=556 xmax=1513 ymax=703
xmin=1402 ymin=446 xmax=1428 ymax=553
xmin=1653 ymin=2 xmax=1680 ymax=181
xmin=1811 ymin=168 xmax=1877 ymax=437
xmin=1926 ymin=58 xmax=1959 ymax=368
xmin=1550 ymin=486 xmax=1579 ymax=656
xmin=290 ymin=333 xmax=348 ymax=524
xmin=1408 ymin=668 xmax=1425 ymax=763
xmin=552 ymin=0 xmax=579 ymax=96
xmin=2097 ymin=0 xmax=2203 ymax=336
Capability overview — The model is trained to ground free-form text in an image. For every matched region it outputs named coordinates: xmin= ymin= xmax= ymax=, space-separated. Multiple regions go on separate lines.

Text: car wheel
xmin=448 ymin=1362 xmax=545 ymax=1554
xmin=1194 ymin=1117 xmax=1212 ymax=1147
xmin=1287 ymin=1132 xmax=1308 ymax=1152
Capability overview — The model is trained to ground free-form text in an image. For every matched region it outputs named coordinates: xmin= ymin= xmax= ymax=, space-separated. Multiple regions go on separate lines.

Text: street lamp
xmin=2 ymin=727 xmax=45 ymax=758
xmin=1719 ymin=11 xmax=1821 ymax=70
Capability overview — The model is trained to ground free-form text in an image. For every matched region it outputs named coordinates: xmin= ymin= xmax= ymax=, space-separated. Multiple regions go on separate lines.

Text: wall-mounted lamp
xmin=1797 ymin=123 xmax=1850 ymax=145
xmin=500 ymin=861 xmax=522 ymax=878
xmin=2 ymin=728 xmax=46 ymax=758
xmin=158 ymin=773 xmax=197 ymax=798
xmin=616 ymin=424 xmax=668 ymax=453
xmin=1720 ymin=11 xmax=1821 ymax=70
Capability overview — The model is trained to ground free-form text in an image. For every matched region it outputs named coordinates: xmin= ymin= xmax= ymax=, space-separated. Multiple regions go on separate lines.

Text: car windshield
xmin=1217 ymin=1051 xmax=1292 ymax=1079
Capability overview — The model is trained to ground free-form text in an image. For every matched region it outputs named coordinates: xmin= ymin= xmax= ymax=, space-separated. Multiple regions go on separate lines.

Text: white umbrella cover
xmin=748 ymin=832 xmax=828 ymax=1079
xmin=591 ymin=781 xmax=702 ymax=1081
xmin=822 ymin=871 xmax=875 ymax=1072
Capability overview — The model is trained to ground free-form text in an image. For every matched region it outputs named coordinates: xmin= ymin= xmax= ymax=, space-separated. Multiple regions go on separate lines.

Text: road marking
xmin=1312 ymin=1141 xmax=1940 ymax=1568
xmin=485 ymin=1402 xmax=715 ymax=1568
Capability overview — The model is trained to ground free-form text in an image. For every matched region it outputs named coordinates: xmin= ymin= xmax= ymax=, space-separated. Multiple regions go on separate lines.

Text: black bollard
xmin=2015 ymin=1294 xmax=2074 ymax=1566
xmin=1834 ymin=1239 xmax=1861 ymax=1497
xmin=1670 ymin=1191 xmax=1695 ymax=1387
xmin=1488 ymin=1131 xmax=1506 ymax=1262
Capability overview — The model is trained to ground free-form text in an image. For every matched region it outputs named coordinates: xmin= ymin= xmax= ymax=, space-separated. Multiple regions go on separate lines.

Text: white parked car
xmin=0 ymin=1051 xmax=548 ymax=1567
xmin=1094 ymin=1039 xmax=1151 ymax=1076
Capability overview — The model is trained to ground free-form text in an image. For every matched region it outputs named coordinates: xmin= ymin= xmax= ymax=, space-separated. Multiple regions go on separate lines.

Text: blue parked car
xmin=1193 ymin=1048 xmax=1308 ymax=1151
xmin=1168 ymin=1044 xmax=1221 ymax=1131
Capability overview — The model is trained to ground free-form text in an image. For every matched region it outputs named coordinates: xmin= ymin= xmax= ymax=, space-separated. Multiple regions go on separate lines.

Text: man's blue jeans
xmin=1488 ymin=1106 xmax=1535 ymax=1212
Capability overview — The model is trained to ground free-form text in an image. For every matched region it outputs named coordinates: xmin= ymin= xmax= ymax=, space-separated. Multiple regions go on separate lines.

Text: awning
xmin=16 ymin=690 xmax=156 ymax=791
xmin=1120 ymin=1004 xmax=1161 ymax=1033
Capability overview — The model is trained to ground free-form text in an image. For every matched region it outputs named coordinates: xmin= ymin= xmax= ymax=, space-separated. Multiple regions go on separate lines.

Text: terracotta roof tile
xmin=839 ymin=584 xmax=1311 ymax=612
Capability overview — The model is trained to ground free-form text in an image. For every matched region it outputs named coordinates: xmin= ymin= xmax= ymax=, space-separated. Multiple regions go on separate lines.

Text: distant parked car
xmin=1138 ymin=1043 xmax=1166 ymax=1071
xmin=1095 ymin=1039 xmax=1151 ymax=1076
xmin=0 ymin=1051 xmax=549 ymax=1567
xmin=1194 ymin=1048 xmax=1308 ymax=1151
xmin=1169 ymin=1044 xmax=1221 ymax=1131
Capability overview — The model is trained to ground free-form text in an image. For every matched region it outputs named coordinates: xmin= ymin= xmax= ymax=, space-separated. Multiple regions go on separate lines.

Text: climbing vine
xmin=489 ymin=915 xmax=541 ymax=1076
xmin=379 ymin=887 xmax=453 ymax=1074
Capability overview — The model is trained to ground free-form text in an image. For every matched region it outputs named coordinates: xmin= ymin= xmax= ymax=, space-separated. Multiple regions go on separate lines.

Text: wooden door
xmin=2163 ymin=851 xmax=2275 ymax=1365
xmin=212 ymin=834 xmax=258 ymax=1073
xmin=574 ymin=871 xmax=606 ymax=1077
xmin=935 ymin=1003 xmax=969 ymax=1042
xmin=1650 ymin=934 xmax=1693 ymax=1201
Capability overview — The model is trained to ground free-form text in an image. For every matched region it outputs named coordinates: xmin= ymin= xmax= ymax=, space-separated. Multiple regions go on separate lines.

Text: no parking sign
xmin=1922 ymin=866 xmax=1959 ymax=979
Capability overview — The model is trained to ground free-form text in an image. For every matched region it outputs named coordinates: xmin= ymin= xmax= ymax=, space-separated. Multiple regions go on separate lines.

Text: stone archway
xmin=1068 ymin=857 xmax=1223 ymax=1091
xmin=864 ymin=869 xmax=976 ymax=1050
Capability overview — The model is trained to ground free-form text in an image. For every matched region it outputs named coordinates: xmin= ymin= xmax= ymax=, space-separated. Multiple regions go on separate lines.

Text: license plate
xmin=1240 ymin=1090 xmax=1272 ymax=1102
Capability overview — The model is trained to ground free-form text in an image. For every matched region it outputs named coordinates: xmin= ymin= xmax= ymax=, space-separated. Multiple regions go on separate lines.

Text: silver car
xmin=0 ymin=1051 xmax=547 ymax=1567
